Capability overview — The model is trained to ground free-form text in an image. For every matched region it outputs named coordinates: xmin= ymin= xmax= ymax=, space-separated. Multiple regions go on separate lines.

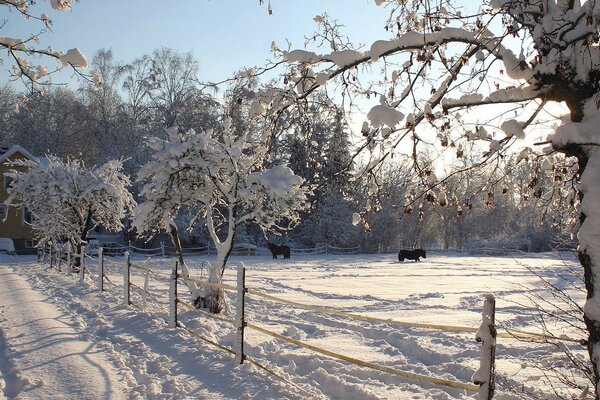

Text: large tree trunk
xmin=204 ymin=205 xmax=237 ymax=314
xmin=578 ymin=148 xmax=600 ymax=397
xmin=558 ymin=143 xmax=600 ymax=397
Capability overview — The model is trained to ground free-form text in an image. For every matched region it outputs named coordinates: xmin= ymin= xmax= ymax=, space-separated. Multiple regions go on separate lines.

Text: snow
xmin=283 ymin=50 xmax=321 ymax=64
xmin=367 ymin=104 xmax=405 ymax=129
xmin=553 ymin=112 xmax=600 ymax=148
xmin=326 ymin=50 xmax=365 ymax=68
xmin=0 ymin=263 xmax=127 ymax=399
xmin=59 ymin=48 xmax=88 ymax=69
xmin=500 ymin=120 xmax=525 ymax=139
xmin=0 ymin=251 xmax=588 ymax=399
xmin=50 ymin=0 xmax=73 ymax=12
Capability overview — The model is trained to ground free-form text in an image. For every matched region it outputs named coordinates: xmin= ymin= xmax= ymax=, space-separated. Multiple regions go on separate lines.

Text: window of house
xmin=25 ymin=240 xmax=37 ymax=248
xmin=23 ymin=207 xmax=33 ymax=225
xmin=3 ymin=176 xmax=13 ymax=191
xmin=0 ymin=205 xmax=6 ymax=220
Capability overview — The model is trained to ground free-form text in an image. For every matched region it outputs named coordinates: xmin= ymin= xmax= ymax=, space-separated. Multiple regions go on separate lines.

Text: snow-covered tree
xmin=1 ymin=0 xmax=93 ymax=92
xmin=246 ymin=0 xmax=600 ymax=394
xmin=134 ymin=119 xmax=309 ymax=313
xmin=5 ymin=156 xmax=135 ymax=266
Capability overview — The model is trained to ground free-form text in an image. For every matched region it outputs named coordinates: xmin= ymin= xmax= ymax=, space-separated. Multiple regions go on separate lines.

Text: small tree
xmin=5 ymin=156 xmax=135 ymax=266
xmin=134 ymin=119 xmax=309 ymax=313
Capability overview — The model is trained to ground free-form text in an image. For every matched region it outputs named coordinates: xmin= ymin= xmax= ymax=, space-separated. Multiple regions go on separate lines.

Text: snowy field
xmin=0 ymin=251 xmax=589 ymax=399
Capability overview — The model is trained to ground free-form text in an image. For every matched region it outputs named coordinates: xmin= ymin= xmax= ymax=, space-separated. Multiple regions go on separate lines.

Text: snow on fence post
xmin=161 ymin=241 xmax=165 ymax=257
xmin=123 ymin=251 xmax=131 ymax=306
xmin=98 ymin=247 xmax=104 ymax=292
xmin=168 ymin=261 xmax=178 ymax=328
xmin=234 ymin=262 xmax=246 ymax=365
xmin=473 ymin=294 xmax=496 ymax=400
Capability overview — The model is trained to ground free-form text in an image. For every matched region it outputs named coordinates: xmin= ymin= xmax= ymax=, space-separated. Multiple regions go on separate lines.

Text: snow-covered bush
xmin=5 ymin=156 xmax=135 ymax=266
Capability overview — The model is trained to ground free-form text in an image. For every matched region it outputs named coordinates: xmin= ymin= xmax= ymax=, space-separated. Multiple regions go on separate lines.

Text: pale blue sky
xmin=3 ymin=1 xmax=391 ymax=86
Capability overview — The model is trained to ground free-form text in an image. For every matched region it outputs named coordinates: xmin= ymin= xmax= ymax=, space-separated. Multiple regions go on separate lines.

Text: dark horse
xmin=268 ymin=242 xmax=290 ymax=259
xmin=398 ymin=249 xmax=426 ymax=262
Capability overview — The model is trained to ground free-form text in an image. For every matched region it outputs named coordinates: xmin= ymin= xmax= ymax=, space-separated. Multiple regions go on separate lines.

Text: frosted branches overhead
xmin=0 ymin=0 xmax=95 ymax=92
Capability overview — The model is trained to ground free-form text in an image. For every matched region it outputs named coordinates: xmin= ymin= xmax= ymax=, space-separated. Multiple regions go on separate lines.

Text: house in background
xmin=0 ymin=145 xmax=37 ymax=254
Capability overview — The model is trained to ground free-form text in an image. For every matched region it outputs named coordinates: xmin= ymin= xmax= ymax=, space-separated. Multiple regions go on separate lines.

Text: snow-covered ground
xmin=0 ymin=251 xmax=589 ymax=399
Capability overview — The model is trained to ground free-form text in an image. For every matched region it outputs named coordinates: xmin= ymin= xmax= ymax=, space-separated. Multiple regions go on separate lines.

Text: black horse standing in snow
xmin=398 ymin=249 xmax=426 ymax=262
xmin=268 ymin=242 xmax=290 ymax=259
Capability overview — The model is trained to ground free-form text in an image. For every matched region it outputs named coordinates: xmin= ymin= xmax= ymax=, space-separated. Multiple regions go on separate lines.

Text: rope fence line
xmin=243 ymin=355 xmax=325 ymax=399
xmin=103 ymin=258 xmax=127 ymax=267
xmin=174 ymin=313 xmax=321 ymax=399
xmin=179 ymin=322 xmax=235 ymax=355
xmin=130 ymin=262 xmax=157 ymax=275
xmin=166 ymin=263 xmax=492 ymax=396
xmin=178 ymin=301 xmax=236 ymax=325
xmin=246 ymin=322 xmax=479 ymax=392
xmin=245 ymin=288 xmax=584 ymax=344
xmin=182 ymin=275 xmax=237 ymax=292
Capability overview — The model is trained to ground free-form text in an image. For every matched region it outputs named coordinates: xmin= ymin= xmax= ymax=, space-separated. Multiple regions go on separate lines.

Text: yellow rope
xmin=179 ymin=323 xmax=235 ymax=354
xmin=246 ymin=289 xmax=479 ymax=334
xmin=177 ymin=321 xmax=319 ymax=398
xmin=496 ymin=328 xmax=583 ymax=343
xmin=246 ymin=289 xmax=583 ymax=344
xmin=246 ymin=322 xmax=479 ymax=392
xmin=244 ymin=355 xmax=324 ymax=399
xmin=103 ymin=259 xmax=127 ymax=267
xmin=182 ymin=275 xmax=237 ymax=292
xmin=178 ymin=301 xmax=236 ymax=325
xmin=130 ymin=263 xmax=156 ymax=275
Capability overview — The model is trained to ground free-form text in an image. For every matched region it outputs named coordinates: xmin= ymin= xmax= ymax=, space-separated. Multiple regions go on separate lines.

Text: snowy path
xmin=0 ymin=264 xmax=128 ymax=399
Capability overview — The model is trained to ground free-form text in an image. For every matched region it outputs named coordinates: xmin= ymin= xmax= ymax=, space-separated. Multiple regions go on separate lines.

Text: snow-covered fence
xmin=242 ymin=285 xmax=488 ymax=395
xmin=165 ymin=266 xmax=492 ymax=396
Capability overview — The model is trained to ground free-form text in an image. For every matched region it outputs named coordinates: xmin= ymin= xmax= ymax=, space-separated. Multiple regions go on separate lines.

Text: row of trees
xmin=0 ymin=48 xmax=573 ymax=253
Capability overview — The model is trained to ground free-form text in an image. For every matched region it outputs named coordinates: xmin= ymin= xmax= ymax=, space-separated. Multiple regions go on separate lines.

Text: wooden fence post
xmin=98 ymin=247 xmax=104 ymax=292
xmin=67 ymin=243 xmax=71 ymax=273
xmin=123 ymin=251 xmax=131 ymax=306
xmin=473 ymin=294 xmax=496 ymax=400
xmin=168 ymin=261 xmax=178 ymax=328
xmin=161 ymin=241 xmax=165 ymax=257
xmin=79 ymin=245 xmax=85 ymax=282
xmin=49 ymin=244 xmax=54 ymax=269
xmin=57 ymin=245 xmax=62 ymax=272
xmin=234 ymin=262 xmax=246 ymax=365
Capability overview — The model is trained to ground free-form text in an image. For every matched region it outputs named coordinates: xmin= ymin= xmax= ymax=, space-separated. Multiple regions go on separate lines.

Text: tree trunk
xmin=204 ymin=231 xmax=236 ymax=314
xmin=167 ymin=223 xmax=202 ymax=308
xmin=559 ymin=144 xmax=600 ymax=397
xmin=204 ymin=205 xmax=238 ymax=314
xmin=578 ymin=148 xmax=600 ymax=398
